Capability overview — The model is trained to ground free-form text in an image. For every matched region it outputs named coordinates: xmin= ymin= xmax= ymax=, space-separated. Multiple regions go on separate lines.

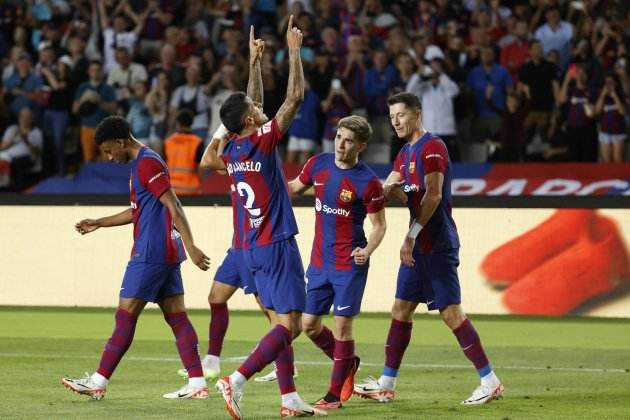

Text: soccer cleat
xmin=340 ymin=356 xmax=360 ymax=402
xmin=162 ymin=383 xmax=209 ymax=399
xmin=353 ymin=376 xmax=395 ymax=402
xmin=254 ymin=366 xmax=299 ymax=382
xmin=313 ymin=397 xmax=342 ymax=410
xmin=177 ymin=355 xmax=221 ymax=379
xmin=216 ymin=376 xmax=243 ymax=420
xmin=281 ymin=399 xmax=328 ymax=417
xmin=502 ymin=215 xmax=629 ymax=316
xmin=62 ymin=373 xmax=107 ymax=400
xmin=462 ymin=383 xmax=504 ymax=405
xmin=481 ymin=209 xmax=595 ymax=286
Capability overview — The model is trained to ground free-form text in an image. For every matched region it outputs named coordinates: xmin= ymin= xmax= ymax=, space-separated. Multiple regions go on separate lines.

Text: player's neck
xmin=127 ymin=138 xmax=144 ymax=161
xmin=406 ymin=128 xmax=426 ymax=145
xmin=335 ymin=157 xmax=359 ymax=170
xmin=239 ymin=125 xmax=258 ymax=139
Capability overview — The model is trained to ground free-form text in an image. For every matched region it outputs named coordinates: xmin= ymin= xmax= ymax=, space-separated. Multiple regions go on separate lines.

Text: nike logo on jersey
xmin=337 ymin=305 xmax=351 ymax=311
xmin=148 ymin=172 xmax=165 ymax=184
xmin=313 ymin=181 xmax=324 ymax=186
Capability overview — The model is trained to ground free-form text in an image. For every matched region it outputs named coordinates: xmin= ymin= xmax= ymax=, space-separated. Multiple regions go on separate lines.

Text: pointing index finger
xmin=250 ymin=25 xmax=254 ymax=42
xmin=287 ymin=14 xmax=294 ymax=32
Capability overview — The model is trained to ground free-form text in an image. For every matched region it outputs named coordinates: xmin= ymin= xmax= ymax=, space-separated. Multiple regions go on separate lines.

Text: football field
xmin=1 ymin=307 xmax=629 ymax=419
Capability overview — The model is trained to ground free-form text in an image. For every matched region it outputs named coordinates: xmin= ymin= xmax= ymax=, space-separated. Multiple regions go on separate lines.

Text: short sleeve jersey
xmin=393 ymin=132 xmax=459 ymax=254
xmin=130 ymin=147 xmax=186 ymax=264
xmin=299 ymin=153 xmax=385 ymax=271
xmin=221 ymin=118 xmax=298 ymax=248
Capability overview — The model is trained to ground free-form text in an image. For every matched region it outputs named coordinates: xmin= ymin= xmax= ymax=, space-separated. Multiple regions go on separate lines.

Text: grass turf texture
xmin=1 ymin=307 xmax=629 ymax=419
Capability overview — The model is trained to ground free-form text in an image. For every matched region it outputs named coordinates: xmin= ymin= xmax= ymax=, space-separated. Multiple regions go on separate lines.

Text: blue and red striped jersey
xmin=393 ymin=132 xmax=459 ymax=254
xmin=599 ymin=93 xmax=627 ymax=134
xmin=566 ymin=86 xmax=595 ymax=128
xmin=229 ymin=183 xmax=248 ymax=249
xmin=221 ymin=118 xmax=298 ymax=249
xmin=299 ymin=153 xmax=385 ymax=271
xmin=130 ymin=147 xmax=186 ymax=264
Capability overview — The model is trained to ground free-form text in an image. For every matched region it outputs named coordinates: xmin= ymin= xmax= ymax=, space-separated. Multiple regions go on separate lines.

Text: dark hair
xmin=338 ymin=115 xmax=372 ymax=143
xmin=220 ymin=91 xmax=250 ymax=133
xmin=176 ymin=109 xmax=194 ymax=128
xmin=94 ymin=116 xmax=132 ymax=145
xmin=387 ymin=92 xmax=421 ymax=112
xmin=88 ymin=59 xmax=102 ymax=68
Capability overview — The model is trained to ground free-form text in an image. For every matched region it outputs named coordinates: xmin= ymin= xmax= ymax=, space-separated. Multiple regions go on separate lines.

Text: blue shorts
xmin=395 ymin=249 xmax=461 ymax=311
xmin=243 ymin=237 xmax=306 ymax=314
xmin=214 ymin=248 xmax=256 ymax=295
xmin=305 ymin=266 xmax=368 ymax=317
xmin=120 ymin=261 xmax=184 ymax=303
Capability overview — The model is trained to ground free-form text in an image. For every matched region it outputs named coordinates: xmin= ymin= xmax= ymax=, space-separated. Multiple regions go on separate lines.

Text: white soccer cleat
xmin=163 ymin=383 xmax=209 ymax=399
xmin=62 ymin=373 xmax=107 ymax=400
xmin=216 ymin=376 xmax=243 ymax=420
xmin=353 ymin=376 xmax=395 ymax=402
xmin=281 ymin=398 xmax=328 ymax=417
xmin=177 ymin=356 xmax=221 ymax=380
xmin=254 ymin=366 xmax=298 ymax=382
xmin=462 ymin=383 xmax=504 ymax=405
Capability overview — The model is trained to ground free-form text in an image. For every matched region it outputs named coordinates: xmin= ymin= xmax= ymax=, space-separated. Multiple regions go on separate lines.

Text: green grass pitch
xmin=1 ymin=307 xmax=629 ymax=419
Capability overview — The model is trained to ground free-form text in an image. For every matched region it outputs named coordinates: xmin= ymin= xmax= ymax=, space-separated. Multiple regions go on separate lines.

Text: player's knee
xmin=302 ymin=320 xmax=319 ymax=338
xmin=440 ymin=304 xmax=466 ymax=330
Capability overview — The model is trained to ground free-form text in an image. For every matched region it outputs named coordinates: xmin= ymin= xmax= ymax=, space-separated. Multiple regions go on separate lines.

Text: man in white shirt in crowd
xmin=169 ymin=63 xmax=210 ymax=142
xmin=407 ymin=58 xmax=460 ymax=160
xmin=534 ymin=6 xmax=573 ymax=69
xmin=0 ymin=107 xmax=43 ymax=188
xmin=107 ymin=47 xmax=148 ymax=102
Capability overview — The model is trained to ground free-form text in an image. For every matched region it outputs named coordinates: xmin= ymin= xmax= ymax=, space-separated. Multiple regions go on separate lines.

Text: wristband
xmin=212 ymin=124 xmax=229 ymax=140
xmin=407 ymin=221 xmax=423 ymax=240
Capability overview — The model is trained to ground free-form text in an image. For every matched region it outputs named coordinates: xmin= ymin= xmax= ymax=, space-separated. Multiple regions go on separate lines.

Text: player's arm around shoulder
xmin=383 ymin=170 xmax=407 ymax=204
xmin=275 ymin=15 xmax=305 ymax=134
xmin=288 ymin=154 xmax=317 ymax=196
xmin=159 ymin=189 xmax=210 ymax=271
xmin=199 ymin=126 xmax=229 ymax=172
xmin=75 ymin=208 xmax=133 ymax=235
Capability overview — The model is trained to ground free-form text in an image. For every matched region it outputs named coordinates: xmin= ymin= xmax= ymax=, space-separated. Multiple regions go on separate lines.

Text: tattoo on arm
xmin=275 ymin=49 xmax=304 ymax=134
xmin=247 ymin=60 xmax=263 ymax=105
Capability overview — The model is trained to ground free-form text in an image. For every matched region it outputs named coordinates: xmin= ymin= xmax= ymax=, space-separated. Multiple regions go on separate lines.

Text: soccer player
xmin=353 ymin=92 xmax=504 ymax=405
xmin=201 ymin=16 xmax=324 ymax=418
xmin=61 ymin=116 xmax=211 ymax=401
xmin=288 ymin=115 xmax=387 ymax=410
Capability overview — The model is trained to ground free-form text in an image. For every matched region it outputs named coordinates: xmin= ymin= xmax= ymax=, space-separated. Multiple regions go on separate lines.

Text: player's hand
xmin=351 ymin=247 xmax=370 ymax=265
xmin=189 ymin=245 xmax=210 ymax=271
xmin=384 ymin=180 xmax=407 ymax=203
xmin=249 ymin=25 xmax=265 ymax=64
xmin=75 ymin=219 xmax=100 ymax=235
xmin=400 ymin=237 xmax=415 ymax=267
xmin=286 ymin=15 xmax=303 ymax=51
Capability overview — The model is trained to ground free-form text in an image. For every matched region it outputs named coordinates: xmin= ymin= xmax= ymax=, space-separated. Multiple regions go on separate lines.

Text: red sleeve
xmin=298 ymin=155 xmax=317 ymax=186
xmin=392 ymin=148 xmax=405 ymax=174
xmin=137 ymin=157 xmax=171 ymax=198
xmin=363 ymin=178 xmax=385 ymax=213
xmin=421 ymin=139 xmax=448 ymax=174
xmin=253 ymin=118 xmax=282 ymax=153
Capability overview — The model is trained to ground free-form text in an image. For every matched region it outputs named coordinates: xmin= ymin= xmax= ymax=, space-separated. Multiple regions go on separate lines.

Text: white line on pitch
xmin=0 ymin=352 xmax=627 ymax=374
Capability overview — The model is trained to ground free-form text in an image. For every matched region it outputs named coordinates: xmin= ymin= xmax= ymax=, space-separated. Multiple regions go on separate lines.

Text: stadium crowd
xmin=0 ymin=0 xmax=628 ymax=189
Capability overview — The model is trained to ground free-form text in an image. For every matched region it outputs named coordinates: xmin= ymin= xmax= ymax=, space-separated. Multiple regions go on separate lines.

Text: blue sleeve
xmin=74 ymin=83 xmax=86 ymax=100
xmin=364 ymin=69 xmax=388 ymax=97
xmin=102 ymin=85 xmax=116 ymax=102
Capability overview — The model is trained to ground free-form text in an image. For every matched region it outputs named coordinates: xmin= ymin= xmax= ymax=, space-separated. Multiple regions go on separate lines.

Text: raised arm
xmin=75 ymin=208 xmax=133 ymax=234
xmin=247 ymin=25 xmax=264 ymax=105
xmin=199 ymin=126 xmax=229 ymax=171
xmin=159 ymin=189 xmax=210 ymax=271
xmin=275 ymin=15 xmax=304 ymax=134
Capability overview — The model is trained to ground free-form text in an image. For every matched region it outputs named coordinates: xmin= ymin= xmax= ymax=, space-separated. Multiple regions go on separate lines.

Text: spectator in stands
xmin=169 ymin=63 xmax=210 ymax=142
xmin=500 ymin=20 xmax=530 ymax=82
xmin=107 ymin=47 xmax=148 ymax=103
xmin=557 ymin=64 xmax=597 ymax=162
xmin=97 ymin=0 xmax=147 ymax=73
xmin=41 ymin=56 xmax=72 ymax=176
xmin=364 ymin=49 xmax=398 ymax=146
xmin=338 ymin=34 xmax=367 ymax=112
xmin=287 ymin=79 xmax=320 ymax=163
xmin=72 ymin=60 xmax=117 ymax=162
xmin=163 ymin=109 xmax=203 ymax=196
xmin=321 ymin=78 xmax=353 ymax=153
xmin=408 ymin=57 xmax=460 ymax=161
xmin=150 ymin=44 xmax=185 ymax=89
xmin=467 ymin=46 xmax=513 ymax=147
xmin=3 ymin=52 xmax=43 ymax=120
xmin=534 ymin=6 xmax=573 ymax=69
xmin=126 ymin=81 xmax=152 ymax=148
xmin=595 ymin=75 xmax=626 ymax=163
xmin=0 ymin=107 xmax=43 ymax=188
xmin=205 ymin=63 xmax=238 ymax=139
xmin=309 ymin=48 xmax=335 ymax=100
xmin=486 ymin=84 xmax=531 ymax=162
xmin=519 ymin=40 xmax=560 ymax=144
xmin=146 ymin=70 xmax=171 ymax=155
xmin=66 ymin=35 xmax=89 ymax=91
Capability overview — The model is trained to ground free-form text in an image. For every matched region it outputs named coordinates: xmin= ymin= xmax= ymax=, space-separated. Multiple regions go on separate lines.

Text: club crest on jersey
xmin=409 ymin=162 xmax=416 ymax=173
xmin=339 ymin=189 xmax=353 ymax=202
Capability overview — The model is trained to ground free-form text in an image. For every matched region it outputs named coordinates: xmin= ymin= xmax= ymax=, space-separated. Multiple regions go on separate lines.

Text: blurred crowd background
xmin=0 ymin=0 xmax=628 ymax=191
